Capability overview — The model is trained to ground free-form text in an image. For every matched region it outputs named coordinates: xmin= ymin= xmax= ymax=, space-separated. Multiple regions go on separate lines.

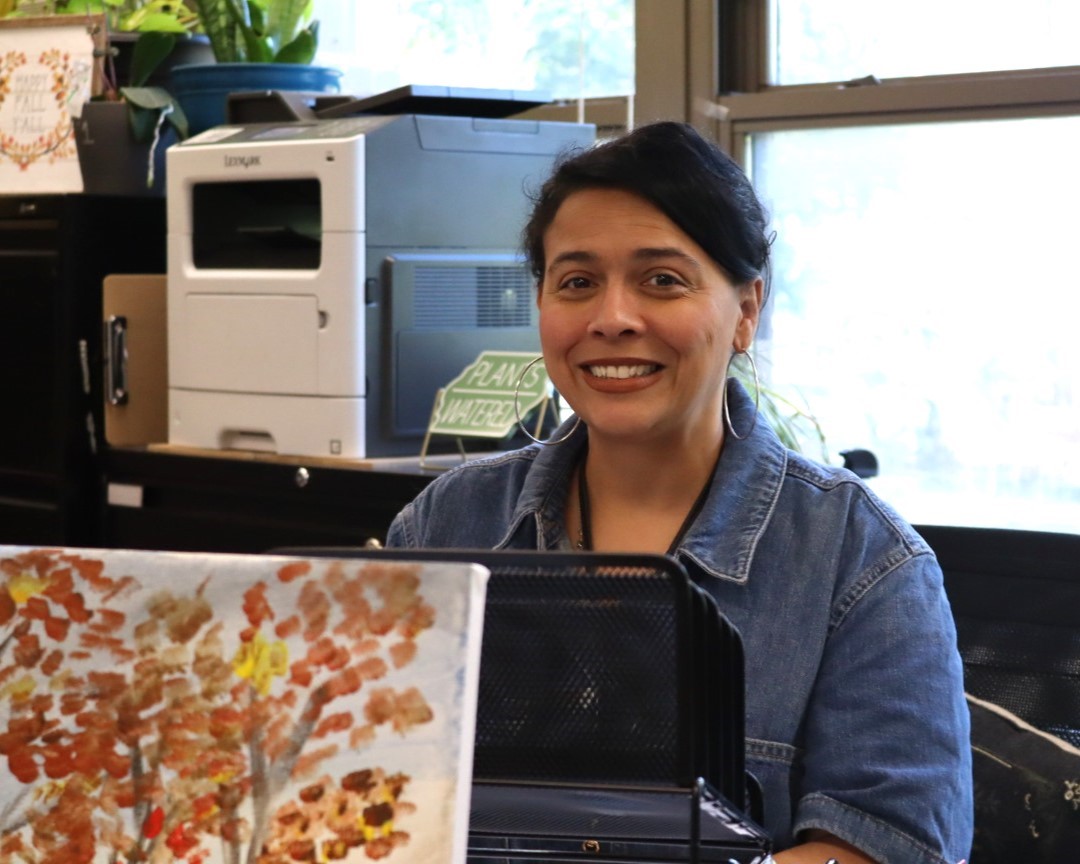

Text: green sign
xmin=428 ymin=351 xmax=550 ymax=439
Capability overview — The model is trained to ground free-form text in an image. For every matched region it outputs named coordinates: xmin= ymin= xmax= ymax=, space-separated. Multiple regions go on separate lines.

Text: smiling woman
xmin=386 ymin=121 xmax=973 ymax=864
xmin=536 ymin=187 xmax=758 ymax=462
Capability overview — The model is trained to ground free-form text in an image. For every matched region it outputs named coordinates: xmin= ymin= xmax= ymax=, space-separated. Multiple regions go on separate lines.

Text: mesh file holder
xmin=277 ymin=548 xmax=770 ymax=862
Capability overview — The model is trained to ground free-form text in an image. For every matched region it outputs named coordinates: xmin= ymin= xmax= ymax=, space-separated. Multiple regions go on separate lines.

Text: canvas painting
xmin=0 ymin=546 xmax=488 ymax=864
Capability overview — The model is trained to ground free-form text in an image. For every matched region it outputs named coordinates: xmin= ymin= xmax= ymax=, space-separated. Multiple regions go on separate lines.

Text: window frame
xmin=632 ymin=1 xmax=1080 ymax=156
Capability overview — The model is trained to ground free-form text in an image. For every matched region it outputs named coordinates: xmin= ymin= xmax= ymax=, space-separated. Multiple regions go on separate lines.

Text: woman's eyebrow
xmin=547 ymin=246 xmax=703 ymax=273
xmin=633 ymin=246 xmax=703 ymax=270
xmin=547 ymin=250 xmax=596 ymax=273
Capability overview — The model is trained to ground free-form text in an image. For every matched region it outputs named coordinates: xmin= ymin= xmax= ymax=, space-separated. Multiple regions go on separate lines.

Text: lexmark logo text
xmin=225 ymin=155 xmax=261 ymax=168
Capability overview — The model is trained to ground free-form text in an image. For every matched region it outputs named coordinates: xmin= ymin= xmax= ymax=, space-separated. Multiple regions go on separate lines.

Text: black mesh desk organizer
xmin=293 ymin=548 xmax=771 ymax=864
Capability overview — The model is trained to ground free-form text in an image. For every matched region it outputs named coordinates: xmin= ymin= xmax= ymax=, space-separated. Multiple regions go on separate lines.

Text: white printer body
xmin=166 ymin=113 xmax=592 ymax=458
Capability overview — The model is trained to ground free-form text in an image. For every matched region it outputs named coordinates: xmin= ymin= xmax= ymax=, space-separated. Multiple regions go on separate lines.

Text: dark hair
xmin=522 ymin=121 xmax=771 ymax=298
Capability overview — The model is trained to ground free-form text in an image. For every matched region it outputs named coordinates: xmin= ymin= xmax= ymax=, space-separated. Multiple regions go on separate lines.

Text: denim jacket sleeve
xmin=790 ymin=548 xmax=973 ymax=864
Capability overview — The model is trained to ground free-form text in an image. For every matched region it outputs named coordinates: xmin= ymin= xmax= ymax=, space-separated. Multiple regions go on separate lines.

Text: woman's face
xmin=538 ymin=187 xmax=762 ymax=448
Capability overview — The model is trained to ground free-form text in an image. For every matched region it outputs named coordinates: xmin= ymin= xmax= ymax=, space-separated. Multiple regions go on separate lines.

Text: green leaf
xmin=120 ymin=85 xmax=176 ymax=111
xmin=264 ymin=0 xmax=309 ymax=54
xmin=129 ymin=12 xmax=192 ymax=33
xmin=194 ymin=0 xmax=242 ymax=62
xmin=164 ymin=100 xmax=189 ymax=140
xmin=248 ymin=0 xmax=267 ymax=35
xmin=130 ymin=31 xmax=176 ymax=87
xmin=59 ymin=0 xmax=105 ymax=14
xmin=124 ymin=99 xmax=158 ymax=144
xmin=273 ymin=25 xmax=316 ymax=64
xmin=121 ymin=86 xmax=189 ymax=143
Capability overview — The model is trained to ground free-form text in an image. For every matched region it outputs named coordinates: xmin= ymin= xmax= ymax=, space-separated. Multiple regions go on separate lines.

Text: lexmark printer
xmin=166 ymin=89 xmax=593 ymax=458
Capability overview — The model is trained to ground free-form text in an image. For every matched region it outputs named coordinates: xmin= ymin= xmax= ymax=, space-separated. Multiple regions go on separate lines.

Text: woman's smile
xmin=581 ymin=360 xmax=664 ymax=392
xmin=585 ymin=362 xmax=660 ymax=380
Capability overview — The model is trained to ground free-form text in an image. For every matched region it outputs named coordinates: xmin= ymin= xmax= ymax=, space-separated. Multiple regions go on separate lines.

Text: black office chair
xmin=917 ymin=524 xmax=1080 ymax=746
xmin=916 ymin=524 xmax=1080 ymax=862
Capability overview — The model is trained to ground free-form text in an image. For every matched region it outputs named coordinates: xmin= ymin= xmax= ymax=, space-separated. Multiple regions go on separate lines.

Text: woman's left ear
xmin=734 ymin=277 xmax=764 ymax=351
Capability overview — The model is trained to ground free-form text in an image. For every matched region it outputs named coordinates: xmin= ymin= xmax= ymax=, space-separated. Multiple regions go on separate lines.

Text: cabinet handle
xmin=104 ymin=316 xmax=128 ymax=405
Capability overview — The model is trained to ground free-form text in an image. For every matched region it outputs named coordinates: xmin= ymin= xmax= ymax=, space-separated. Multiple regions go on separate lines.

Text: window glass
xmin=750 ymin=116 xmax=1080 ymax=533
xmin=317 ymin=0 xmax=634 ymax=100
xmin=772 ymin=0 xmax=1080 ymax=85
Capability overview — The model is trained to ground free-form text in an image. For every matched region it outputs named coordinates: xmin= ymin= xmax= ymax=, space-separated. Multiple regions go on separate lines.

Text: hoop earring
xmin=514 ymin=355 xmax=582 ymax=446
xmin=723 ymin=348 xmax=760 ymax=441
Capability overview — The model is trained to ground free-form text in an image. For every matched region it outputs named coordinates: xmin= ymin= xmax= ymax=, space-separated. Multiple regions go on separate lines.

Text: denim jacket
xmin=387 ymin=382 xmax=974 ymax=864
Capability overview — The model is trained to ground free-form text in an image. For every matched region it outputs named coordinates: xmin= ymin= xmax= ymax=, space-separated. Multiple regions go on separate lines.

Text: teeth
xmin=587 ymin=364 xmax=658 ymax=379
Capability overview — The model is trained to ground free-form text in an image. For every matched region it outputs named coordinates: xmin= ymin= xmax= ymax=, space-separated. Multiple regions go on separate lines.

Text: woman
xmin=387 ymin=122 xmax=972 ymax=864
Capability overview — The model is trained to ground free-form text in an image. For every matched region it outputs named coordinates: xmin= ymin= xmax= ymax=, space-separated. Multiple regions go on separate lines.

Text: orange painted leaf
xmin=275 ymin=615 xmax=301 ymax=639
xmin=0 ymin=587 xmax=14 ymax=625
xmin=143 ymin=806 xmax=165 ymax=839
xmin=277 ymin=561 xmax=311 ymax=583
xmin=22 ymin=596 xmax=49 ymax=620
xmin=8 ymin=747 xmax=39 ymax=783
xmin=166 ymin=822 xmax=200 ymax=857
xmin=243 ymin=582 xmax=273 ymax=627
xmin=44 ymin=615 xmax=70 ymax=641
xmin=313 ymin=711 xmax=353 ymax=738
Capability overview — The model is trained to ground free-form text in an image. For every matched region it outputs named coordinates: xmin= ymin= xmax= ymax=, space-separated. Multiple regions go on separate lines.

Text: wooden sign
xmin=0 ymin=15 xmax=105 ymax=192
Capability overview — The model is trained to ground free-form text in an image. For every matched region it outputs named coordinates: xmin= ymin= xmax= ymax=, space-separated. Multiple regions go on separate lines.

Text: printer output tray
xmin=468 ymin=779 xmax=771 ymax=864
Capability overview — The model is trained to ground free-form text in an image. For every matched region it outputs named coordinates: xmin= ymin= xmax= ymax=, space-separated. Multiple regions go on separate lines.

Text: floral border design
xmin=0 ymin=48 xmax=79 ymax=170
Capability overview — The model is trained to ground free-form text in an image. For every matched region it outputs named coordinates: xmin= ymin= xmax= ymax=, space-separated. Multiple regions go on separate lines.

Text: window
xmin=712 ymin=1 xmax=1080 ymax=532
xmin=316 ymin=1 xmax=634 ymax=101
xmin=752 ymin=116 xmax=1080 ymax=533
xmin=771 ymin=0 xmax=1080 ymax=85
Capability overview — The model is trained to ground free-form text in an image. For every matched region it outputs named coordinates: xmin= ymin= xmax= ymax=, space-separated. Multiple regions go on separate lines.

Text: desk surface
xmin=143 ymin=442 xmax=482 ymax=475
xmin=102 ymin=445 xmax=454 ymax=553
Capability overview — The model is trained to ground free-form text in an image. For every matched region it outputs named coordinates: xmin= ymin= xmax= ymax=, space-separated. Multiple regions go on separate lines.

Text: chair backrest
xmin=917 ymin=524 xmax=1080 ymax=747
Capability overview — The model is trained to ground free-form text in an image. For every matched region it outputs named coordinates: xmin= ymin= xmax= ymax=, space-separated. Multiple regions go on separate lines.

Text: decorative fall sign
xmin=0 ymin=546 xmax=488 ymax=864
xmin=0 ymin=18 xmax=98 ymax=192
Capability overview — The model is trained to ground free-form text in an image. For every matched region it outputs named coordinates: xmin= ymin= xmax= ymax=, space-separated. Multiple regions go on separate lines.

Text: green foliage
xmin=731 ymin=361 xmax=831 ymax=462
xmin=191 ymin=0 xmax=318 ymax=63
xmin=109 ymin=0 xmax=200 ymax=33
xmin=0 ymin=1 xmax=199 ymax=31
xmin=119 ymin=18 xmax=190 ymax=158
xmin=121 ymin=84 xmax=188 ymax=141
xmin=4 ymin=1 xmax=322 ymax=65
xmin=128 ymin=28 xmax=177 ymax=84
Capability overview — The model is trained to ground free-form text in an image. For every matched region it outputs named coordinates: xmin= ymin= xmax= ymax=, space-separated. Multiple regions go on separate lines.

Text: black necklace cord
xmin=576 ymin=442 xmax=592 ymax=550
xmin=576 ymin=445 xmax=719 ymax=555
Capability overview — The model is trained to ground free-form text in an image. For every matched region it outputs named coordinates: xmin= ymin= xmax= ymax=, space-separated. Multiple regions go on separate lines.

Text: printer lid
xmin=315 ymin=84 xmax=552 ymax=120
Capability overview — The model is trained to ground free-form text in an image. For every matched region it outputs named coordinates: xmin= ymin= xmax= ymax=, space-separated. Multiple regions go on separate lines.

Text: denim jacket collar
xmin=501 ymin=381 xmax=788 ymax=583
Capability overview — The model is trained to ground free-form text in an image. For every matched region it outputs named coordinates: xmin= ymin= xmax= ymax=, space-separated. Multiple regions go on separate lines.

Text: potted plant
xmin=166 ymin=0 xmax=340 ymax=135
xmin=0 ymin=1 xmax=202 ymax=191
xmin=112 ymin=0 xmax=340 ymax=141
xmin=8 ymin=0 xmax=340 ymax=190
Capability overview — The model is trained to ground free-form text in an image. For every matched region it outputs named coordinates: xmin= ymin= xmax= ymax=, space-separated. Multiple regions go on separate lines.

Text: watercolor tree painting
xmin=0 ymin=546 xmax=487 ymax=864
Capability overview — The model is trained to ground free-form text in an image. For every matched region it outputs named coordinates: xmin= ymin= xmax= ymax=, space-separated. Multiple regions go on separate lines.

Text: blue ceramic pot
xmin=170 ymin=63 xmax=342 ymax=135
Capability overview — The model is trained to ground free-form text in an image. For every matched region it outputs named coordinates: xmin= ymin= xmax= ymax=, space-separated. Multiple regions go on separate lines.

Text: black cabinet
xmin=102 ymin=447 xmax=439 ymax=553
xmin=0 ymin=195 xmax=165 ymax=545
